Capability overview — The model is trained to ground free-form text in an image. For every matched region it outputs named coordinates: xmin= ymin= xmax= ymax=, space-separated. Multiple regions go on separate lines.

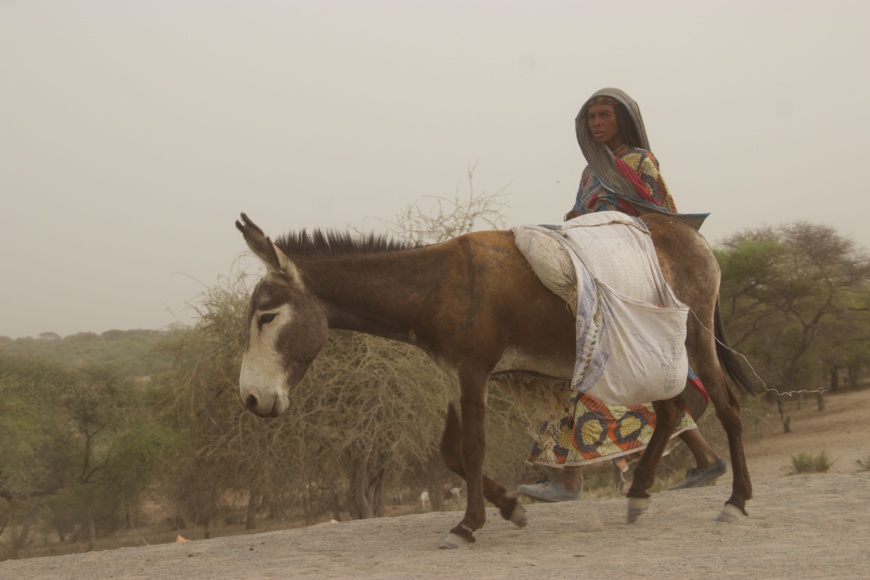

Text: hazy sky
xmin=2 ymin=0 xmax=869 ymax=339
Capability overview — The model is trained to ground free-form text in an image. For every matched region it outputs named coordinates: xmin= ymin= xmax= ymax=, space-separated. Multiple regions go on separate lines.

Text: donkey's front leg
xmin=439 ymin=403 xmax=527 ymax=548
xmin=441 ymin=375 xmax=489 ymax=549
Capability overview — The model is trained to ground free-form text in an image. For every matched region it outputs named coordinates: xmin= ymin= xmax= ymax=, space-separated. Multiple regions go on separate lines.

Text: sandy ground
xmin=2 ymin=389 xmax=869 ymax=579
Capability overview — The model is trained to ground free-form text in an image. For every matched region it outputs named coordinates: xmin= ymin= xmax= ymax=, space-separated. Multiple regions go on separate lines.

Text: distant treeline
xmin=0 ymin=328 xmax=183 ymax=377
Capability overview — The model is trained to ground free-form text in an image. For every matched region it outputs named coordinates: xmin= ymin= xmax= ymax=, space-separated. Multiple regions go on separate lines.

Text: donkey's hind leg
xmin=706 ymin=371 xmax=752 ymax=521
xmin=625 ymin=397 xmax=683 ymax=523
xmin=439 ymin=402 xmax=527 ymax=548
xmin=690 ymin=310 xmax=752 ymax=521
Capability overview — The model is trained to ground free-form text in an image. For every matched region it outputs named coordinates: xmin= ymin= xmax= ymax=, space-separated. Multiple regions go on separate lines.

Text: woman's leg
xmin=554 ymin=466 xmax=582 ymax=491
xmin=678 ymin=428 xmax=718 ymax=469
xmin=669 ymin=428 xmax=728 ymax=490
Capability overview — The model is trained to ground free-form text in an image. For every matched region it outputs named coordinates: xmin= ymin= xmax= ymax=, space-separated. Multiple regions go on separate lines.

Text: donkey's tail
xmin=714 ymin=301 xmax=757 ymax=396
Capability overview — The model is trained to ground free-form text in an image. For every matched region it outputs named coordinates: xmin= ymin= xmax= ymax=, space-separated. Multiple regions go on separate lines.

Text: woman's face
xmin=586 ymin=104 xmax=623 ymax=150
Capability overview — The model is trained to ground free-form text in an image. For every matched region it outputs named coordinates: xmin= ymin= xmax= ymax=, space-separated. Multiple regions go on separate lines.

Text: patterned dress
xmin=574 ymin=145 xmax=677 ymax=216
xmin=527 ymin=392 xmax=696 ymax=468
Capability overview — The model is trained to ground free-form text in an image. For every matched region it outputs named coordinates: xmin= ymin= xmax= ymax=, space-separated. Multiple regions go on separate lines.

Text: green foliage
xmin=0 ymin=352 xmax=176 ymax=556
xmin=717 ymin=223 xmax=870 ymax=396
xmin=0 ymin=355 xmax=74 ymax=499
xmin=0 ymin=329 xmax=180 ymax=377
xmin=109 ymin=421 xmax=181 ymax=504
xmin=790 ymin=451 xmax=833 ymax=474
xmin=44 ymin=485 xmax=125 ymax=541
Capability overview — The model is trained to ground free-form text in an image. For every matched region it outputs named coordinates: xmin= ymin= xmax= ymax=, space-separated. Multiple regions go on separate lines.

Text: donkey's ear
xmin=235 ymin=213 xmax=300 ymax=282
xmin=236 ymin=213 xmax=281 ymax=270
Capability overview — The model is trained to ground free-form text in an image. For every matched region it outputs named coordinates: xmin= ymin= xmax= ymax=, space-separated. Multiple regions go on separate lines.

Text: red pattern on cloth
xmin=615 ymin=156 xmax=659 ymax=207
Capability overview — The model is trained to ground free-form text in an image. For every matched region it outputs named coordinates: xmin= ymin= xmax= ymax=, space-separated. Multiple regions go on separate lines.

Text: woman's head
xmin=583 ymin=95 xmax=643 ymax=150
xmin=577 ymin=89 xmax=649 ymax=154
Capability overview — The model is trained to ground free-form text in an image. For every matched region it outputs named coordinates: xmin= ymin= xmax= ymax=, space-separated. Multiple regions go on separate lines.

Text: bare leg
xmin=554 ymin=466 xmax=582 ymax=491
xmin=668 ymin=427 xmax=728 ymax=491
xmin=678 ymin=428 xmax=719 ymax=469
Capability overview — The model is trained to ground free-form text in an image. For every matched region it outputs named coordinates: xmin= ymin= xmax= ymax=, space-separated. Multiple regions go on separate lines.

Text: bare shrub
xmin=791 ymin=451 xmax=833 ymax=474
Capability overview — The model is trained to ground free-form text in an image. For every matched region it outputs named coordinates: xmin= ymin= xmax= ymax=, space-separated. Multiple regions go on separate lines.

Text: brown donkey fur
xmin=236 ymin=212 xmax=755 ymax=548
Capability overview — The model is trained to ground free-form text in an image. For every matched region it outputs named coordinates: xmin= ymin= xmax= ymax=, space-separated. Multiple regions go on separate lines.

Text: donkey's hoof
xmin=439 ymin=523 xmax=476 ymax=549
xmin=439 ymin=532 xmax=473 ymax=550
xmin=510 ymin=503 xmax=528 ymax=528
xmin=716 ymin=503 xmax=747 ymax=523
xmin=626 ymin=497 xmax=650 ymax=524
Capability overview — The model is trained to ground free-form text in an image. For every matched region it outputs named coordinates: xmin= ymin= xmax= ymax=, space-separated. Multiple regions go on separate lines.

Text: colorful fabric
xmin=527 ymin=392 xmax=696 ymax=467
xmin=686 ymin=367 xmax=709 ymax=404
xmin=573 ymin=88 xmax=707 ymax=228
xmin=574 ymin=145 xmax=677 ymax=216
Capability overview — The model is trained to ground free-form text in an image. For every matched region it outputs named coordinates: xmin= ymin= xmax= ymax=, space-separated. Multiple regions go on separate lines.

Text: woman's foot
xmin=668 ymin=458 xmax=728 ymax=490
xmin=518 ymin=477 xmax=580 ymax=502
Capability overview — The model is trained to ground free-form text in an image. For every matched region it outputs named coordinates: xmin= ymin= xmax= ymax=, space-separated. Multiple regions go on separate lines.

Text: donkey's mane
xmin=273 ymin=230 xmax=418 ymax=258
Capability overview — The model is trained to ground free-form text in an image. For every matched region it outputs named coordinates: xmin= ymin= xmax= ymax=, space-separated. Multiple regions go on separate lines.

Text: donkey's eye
xmin=258 ymin=312 xmax=278 ymax=327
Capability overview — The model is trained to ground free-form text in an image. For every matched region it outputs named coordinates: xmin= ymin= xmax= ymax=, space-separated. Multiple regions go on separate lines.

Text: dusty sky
xmin=2 ymin=0 xmax=868 ymax=339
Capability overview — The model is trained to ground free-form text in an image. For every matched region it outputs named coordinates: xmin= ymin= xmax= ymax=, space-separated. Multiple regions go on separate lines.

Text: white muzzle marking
xmin=239 ymin=306 xmax=293 ymax=416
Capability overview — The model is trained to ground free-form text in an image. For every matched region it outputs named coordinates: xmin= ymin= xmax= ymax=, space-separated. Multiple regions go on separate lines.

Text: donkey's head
xmin=235 ymin=213 xmax=328 ymax=418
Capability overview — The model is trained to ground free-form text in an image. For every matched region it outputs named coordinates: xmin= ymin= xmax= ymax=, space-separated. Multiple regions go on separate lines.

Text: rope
xmin=687 ymin=308 xmax=829 ymax=397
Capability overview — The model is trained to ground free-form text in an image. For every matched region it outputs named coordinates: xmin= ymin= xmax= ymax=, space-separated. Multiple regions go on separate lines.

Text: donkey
xmin=235 ymin=212 xmax=755 ymax=548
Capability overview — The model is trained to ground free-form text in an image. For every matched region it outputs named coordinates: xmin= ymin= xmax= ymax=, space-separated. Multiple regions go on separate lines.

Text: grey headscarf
xmin=575 ymin=87 xmax=707 ymax=228
xmin=575 ymin=88 xmax=653 ymax=212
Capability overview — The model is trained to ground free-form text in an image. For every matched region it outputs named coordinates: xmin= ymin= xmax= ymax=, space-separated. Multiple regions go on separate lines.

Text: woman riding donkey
xmin=518 ymin=88 xmax=727 ymax=502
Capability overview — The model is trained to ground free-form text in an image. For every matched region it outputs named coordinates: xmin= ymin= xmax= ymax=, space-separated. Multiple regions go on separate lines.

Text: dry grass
xmin=790 ymin=451 xmax=834 ymax=474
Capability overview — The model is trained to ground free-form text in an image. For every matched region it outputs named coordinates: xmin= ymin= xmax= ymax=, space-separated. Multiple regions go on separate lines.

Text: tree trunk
xmin=777 ymin=396 xmax=792 ymax=433
xmin=830 ymin=365 xmax=839 ymax=391
xmin=331 ymin=489 xmax=342 ymax=522
xmin=86 ymin=506 xmax=96 ymax=552
xmin=348 ymin=462 xmax=374 ymax=519
xmin=816 ymin=391 xmax=826 ymax=412
xmin=847 ymin=365 xmax=859 ymax=388
xmin=245 ymin=490 xmax=259 ymax=530
xmin=370 ymin=464 xmax=387 ymax=518
xmin=427 ymin=484 xmax=445 ymax=512
xmin=11 ymin=501 xmax=40 ymax=560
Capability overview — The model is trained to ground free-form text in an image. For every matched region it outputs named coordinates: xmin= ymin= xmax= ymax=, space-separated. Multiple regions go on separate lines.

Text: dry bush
xmin=790 ymin=451 xmax=833 ymax=474
xmin=357 ymin=164 xmax=509 ymax=246
xmin=288 ymin=331 xmax=454 ymax=519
